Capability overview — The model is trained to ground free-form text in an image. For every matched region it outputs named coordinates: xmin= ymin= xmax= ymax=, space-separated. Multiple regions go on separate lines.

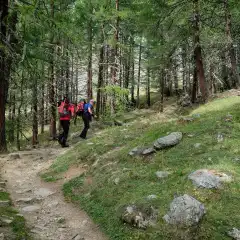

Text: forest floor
xmin=1 ymin=90 xmax=240 ymax=240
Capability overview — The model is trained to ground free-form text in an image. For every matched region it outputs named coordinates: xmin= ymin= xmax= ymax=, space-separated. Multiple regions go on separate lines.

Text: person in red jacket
xmin=58 ymin=98 xmax=75 ymax=147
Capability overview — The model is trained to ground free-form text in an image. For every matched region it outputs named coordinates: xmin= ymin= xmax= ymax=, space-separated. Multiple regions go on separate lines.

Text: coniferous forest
xmin=1 ymin=0 xmax=240 ymax=151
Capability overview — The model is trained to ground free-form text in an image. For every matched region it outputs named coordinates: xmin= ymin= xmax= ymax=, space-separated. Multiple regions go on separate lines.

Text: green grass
xmin=0 ymin=191 xmax=31 ymax=239
xmin=44 ymin=96 xmax=240 ymax=240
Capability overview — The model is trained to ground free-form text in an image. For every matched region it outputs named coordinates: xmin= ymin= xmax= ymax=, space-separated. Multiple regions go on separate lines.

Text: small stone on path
xmin=22 ymin=205 xmax=40 ymax=212
xmin=0 ymin=182 xmax=6 ymax=188
xmin=0 ymin=217 xmax=13 ymax=225
xmin=72 ymin=234 xmax=85 ymax=240
xmin=8 ymin=153 xmax=21 ymax=160
xmin=114 ymin=178 xmax=120 ymax=185
xmin=34 ymin=188 xmax=54 ymax=198
xmin=16 ymin=197 xmax=35 ymax=204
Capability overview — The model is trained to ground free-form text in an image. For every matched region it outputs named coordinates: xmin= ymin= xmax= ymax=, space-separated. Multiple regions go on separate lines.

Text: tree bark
xmin=96 ymin=42 xmax=104 ymax=119
xmin=87 ymin=1 xmax=93 ymax=100
xmin=131 ymin=38 xmax=135 ymax=104
xmin=193 ymin=0 xmax=208 ymax=102
xmin=146 ymin=67 xmax=151 ymax=107
xmin=0 ymin=0 xmax=9 ymax=152
xmin=49 ymin=0 xmax=56 ymax=139
xmin=32 ymin=72 xmax=38 ymax=146
xmin=192 ymin=63 xmax=197 ymax=103
xmin=137 ymin=40 xmax=142 ymax=108
xmin=224 ymin=0 xmax=239 ymax=88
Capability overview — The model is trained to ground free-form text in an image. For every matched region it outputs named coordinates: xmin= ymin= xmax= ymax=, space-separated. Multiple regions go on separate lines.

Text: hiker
xmin=76 ymin=98 xmax=86 ymax=117
xmin=74 ymin=99 xmax=86 ymax=125
xmin=58 ymin=98 xmax=75 ymax=147
xmin=79 ymin=99 xmax=95 ymax=139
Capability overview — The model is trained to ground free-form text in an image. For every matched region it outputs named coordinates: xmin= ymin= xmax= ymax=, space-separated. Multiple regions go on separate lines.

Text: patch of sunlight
xmin=191 ymin=96 xmax=240 ymax=115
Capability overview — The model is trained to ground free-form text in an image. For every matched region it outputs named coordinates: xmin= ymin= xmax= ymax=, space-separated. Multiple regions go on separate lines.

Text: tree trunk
xmin=96 ymin=40 xmax=104 ymax=119
xmin=40 ymin=83 xmax=45 ymax=134
xmin=75 ymin=59 xmax=79 ymax=103
xmin=224 ymin=0 xmax=239 ymax=88
xmin=192 ymin=64 xmax=197 ymax=103
xmin=160 ymin=69 xmax=164 ymax=113
xmin=146 ymin=67 xmax=151 ymax=107
xmin=193 ymin=0 xmax=208 ymax=102
xmin=221 ymin=52 xmax=230 ymax=90
xmin=131 ymin=38 xmax=135 ymax=104
xmin=0 ymin=0 xmax=9 ymax=152
xmin=65 ymin=42 xmax=70 ymax=98
xmin=17 ymin=72 xmax=24 ymax=151
xmin=137 ymin=40 xmax=142 ymax=108
xmin=209 ymin=63 xmax=214 ymax=95
xmin=49 ymin=0 xmax=57 ymax=139
xmin=182 ymin=45 xmax=187 ymax=93
xmin=32 ymin=74 xmax=38 ymax=146
xmin=87 ymin=11 xmax=93 ymax=99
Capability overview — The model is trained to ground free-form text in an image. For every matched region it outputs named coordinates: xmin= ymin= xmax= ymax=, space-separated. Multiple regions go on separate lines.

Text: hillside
xmin=42 ymin=95 xmax=240 ymax=240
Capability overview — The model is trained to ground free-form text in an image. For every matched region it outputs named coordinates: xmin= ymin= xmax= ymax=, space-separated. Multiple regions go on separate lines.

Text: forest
xmin=1 ymin=0 xmax=240 ymax=152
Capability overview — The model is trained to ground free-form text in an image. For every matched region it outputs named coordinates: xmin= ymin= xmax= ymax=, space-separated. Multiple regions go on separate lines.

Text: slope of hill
xmin=42 ymin=96 xmax=240 ymax=240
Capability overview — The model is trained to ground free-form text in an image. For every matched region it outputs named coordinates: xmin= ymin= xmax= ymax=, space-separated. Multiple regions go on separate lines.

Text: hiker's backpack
xmin=76 ymin=102 xmax=85 ymax=116
xmin=58 ymin=102 xmax=71 ymax=118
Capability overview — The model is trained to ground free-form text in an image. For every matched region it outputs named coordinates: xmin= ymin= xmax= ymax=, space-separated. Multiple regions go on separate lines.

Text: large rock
xmin=163 ymin=194 xmax=205 ymax=227
xmin=120 ymin=204 xmax=158 ymax=229
xmin=154 ymin=132 xmax=182 ymax=150
xmin=188 ymin=169 xmax=232 ymax=189
xmin=228 ymin=228 xmax=240 ymax=240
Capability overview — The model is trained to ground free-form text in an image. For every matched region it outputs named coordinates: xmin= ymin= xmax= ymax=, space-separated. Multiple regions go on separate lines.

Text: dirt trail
xmin=1 ymin=147 xmax=107 ymax=240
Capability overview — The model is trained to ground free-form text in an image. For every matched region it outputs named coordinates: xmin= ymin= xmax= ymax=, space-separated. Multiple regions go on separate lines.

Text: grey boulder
xmin=154 ymin=132 xmax=182 ymax=150
xmin=163 ymin=194 xmax=205 ymax=227
xmin=188 ymin=169 xmax=232 ymax=189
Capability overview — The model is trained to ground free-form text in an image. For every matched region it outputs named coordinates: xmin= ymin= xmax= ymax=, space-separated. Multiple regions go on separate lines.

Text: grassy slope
xmin=43 ymin=96 xmax=240 ymax=240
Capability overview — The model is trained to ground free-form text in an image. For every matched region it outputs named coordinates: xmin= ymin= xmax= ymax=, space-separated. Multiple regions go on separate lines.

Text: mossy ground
xmin=43 ymin=96 xmax=240 ymax=239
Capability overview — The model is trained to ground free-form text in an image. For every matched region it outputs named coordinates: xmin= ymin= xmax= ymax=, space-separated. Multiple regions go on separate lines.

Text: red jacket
xmin=58 ymin=102 xmax=75 ymax=121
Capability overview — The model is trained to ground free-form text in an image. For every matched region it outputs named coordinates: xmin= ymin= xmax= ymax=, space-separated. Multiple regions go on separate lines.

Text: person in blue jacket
xmin=80 ymin=99 xmax=95 ymax=139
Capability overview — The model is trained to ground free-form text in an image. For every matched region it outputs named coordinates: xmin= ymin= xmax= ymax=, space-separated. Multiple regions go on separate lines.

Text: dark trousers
xmin=59 ymin=120 xmax=70 ymax=145
xmin=80 ymin=113 xmax=91 ymax=139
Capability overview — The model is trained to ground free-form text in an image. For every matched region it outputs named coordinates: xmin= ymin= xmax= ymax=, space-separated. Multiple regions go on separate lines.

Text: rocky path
xmin=1 ymin=147 xmax=107 ymax=240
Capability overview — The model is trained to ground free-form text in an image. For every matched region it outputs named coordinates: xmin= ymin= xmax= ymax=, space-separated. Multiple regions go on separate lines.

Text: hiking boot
xmin=62 ymin=143 xmax=69 ymax=148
